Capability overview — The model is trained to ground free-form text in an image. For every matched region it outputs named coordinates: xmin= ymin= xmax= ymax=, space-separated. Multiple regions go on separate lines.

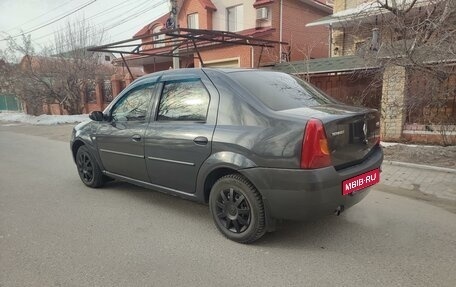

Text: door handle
xmin=193 ymin=136 xmax=208 ymax=145
xmin=132 ymin=134 xmax=142 ymax=142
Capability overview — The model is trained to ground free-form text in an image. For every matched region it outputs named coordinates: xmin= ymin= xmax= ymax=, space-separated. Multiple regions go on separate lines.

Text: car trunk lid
xmin=279 ymin=104 xmax=381 ymax=169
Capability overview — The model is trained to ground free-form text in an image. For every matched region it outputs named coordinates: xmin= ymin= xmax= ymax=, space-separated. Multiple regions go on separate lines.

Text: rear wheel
xmin=76 ymin=145 xmax=105 ymax=188
xmin=209 ymin=174 xmax=266 ymax=243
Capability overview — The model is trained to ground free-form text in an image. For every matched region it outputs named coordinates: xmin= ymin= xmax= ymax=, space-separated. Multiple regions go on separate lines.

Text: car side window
xmin=157 ymin=80 xmax=210 ymax=122
xmin=111 ymin=86 xmax=154 ymax=122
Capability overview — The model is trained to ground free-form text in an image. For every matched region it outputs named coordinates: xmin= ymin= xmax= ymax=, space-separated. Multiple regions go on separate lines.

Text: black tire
xmin=76 ymin=145 xmax=105 ymax=188
xmin=209 ymin=174 xmax=266 ymax=243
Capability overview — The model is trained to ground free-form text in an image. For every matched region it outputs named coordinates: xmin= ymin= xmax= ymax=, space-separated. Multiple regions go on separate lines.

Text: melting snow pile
xmin=0 ymin=112 xmax=89 ymax=125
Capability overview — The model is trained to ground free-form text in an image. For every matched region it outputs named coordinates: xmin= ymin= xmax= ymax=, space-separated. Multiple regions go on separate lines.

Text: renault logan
xmin=71 ymin=68 xmax=383 ymax=243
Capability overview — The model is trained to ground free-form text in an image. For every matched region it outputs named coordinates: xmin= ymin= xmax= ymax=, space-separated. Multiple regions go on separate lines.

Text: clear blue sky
xmin=0 ymin=0 xmax=169 ymax=52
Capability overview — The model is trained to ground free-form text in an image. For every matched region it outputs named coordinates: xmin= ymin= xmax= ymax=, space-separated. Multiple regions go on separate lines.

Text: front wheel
xmin=209 ymin=174 xmax=266 ymax=243
xmin=76 ymin=145 xmax=105 ymax=188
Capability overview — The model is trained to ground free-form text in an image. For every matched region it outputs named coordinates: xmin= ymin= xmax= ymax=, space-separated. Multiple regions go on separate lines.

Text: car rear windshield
xmin=228 ymin=71 xmax=335 ymax=111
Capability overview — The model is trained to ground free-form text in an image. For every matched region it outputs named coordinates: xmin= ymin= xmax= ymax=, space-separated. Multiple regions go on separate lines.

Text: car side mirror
xmin=89 ymin=111 xmax=104 ymax=121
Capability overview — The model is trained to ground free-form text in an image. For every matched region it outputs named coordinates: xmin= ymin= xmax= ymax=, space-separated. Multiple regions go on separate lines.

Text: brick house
xmin=122 ymin=0 xmax=333 ymax=72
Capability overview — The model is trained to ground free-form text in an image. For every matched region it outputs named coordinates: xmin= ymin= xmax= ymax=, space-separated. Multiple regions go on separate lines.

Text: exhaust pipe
xmin=334 ymin=205 xmax=345 ymax=216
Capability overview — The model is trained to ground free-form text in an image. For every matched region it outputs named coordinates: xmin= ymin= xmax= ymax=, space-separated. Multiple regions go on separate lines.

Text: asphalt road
xmin=1 ymin=129 xmax=456 ymax=287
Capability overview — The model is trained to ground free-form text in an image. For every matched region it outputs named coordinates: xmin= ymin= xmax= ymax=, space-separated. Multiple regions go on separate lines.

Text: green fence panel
xmin=0 ymin=95 xmax=21 ymax=111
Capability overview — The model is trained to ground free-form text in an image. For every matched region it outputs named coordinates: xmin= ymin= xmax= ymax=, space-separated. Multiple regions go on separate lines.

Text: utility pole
xmin=169 ymin=0 xmax=180 ymax=69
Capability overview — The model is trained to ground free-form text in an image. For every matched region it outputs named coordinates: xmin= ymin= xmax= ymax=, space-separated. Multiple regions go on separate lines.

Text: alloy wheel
xmin=77 ymin=151 xmax=94 ymax=184
xmin=215 ymin=187 xmax=251 ymax=233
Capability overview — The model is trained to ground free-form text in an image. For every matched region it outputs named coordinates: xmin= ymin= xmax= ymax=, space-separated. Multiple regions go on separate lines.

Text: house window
xmin=227 ymin=5 xmax=243 ymax=32
xmin=153 ymin=25 xmax=165 ymax=48
xmin=104 ymin=55 xmax=111 ymax=62
xmin=187 ymin=13 xmax=199 ymax=29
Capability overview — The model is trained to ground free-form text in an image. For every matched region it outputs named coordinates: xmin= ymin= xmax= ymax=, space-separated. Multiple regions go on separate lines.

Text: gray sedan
xmin=71 ymin=68 xmax=383 ymax=243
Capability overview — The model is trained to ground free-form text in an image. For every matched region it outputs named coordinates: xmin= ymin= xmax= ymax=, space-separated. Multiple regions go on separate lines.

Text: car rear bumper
xmin=240 ymin=146 xmax=383 ymax=220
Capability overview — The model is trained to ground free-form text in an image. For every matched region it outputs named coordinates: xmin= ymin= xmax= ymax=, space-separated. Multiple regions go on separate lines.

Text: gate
xmin=0 ymin=95 xmax=22 ymax=111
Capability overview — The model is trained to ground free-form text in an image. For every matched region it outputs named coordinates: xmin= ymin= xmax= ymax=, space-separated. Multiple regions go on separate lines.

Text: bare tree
xmin=1 ymin=35 xmax=48 ymax=115
xmin=1 ymin=18 xmax=113 ymax=115
xmin=330 ymin=0 xmax=456 ymax=144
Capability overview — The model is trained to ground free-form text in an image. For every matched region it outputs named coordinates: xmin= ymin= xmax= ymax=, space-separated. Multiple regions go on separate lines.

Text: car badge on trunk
xmin=331 ymin=130 xmax=345 ymax=136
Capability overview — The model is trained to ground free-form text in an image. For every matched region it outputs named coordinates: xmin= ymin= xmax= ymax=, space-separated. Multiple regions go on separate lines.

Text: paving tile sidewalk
xmin=380 ymin=162 xmax=456 ymax=202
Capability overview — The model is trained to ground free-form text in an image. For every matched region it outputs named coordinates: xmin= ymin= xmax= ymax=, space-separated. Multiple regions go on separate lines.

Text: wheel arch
xmin=71 ymin=139 xmax=86 ymax=162
xmin=203 ymin=167 xmax=240 ymax=203
xmin=71 ymin=137 xmax=104 ymax=171
xmin=197 ymin=151 xmax=258 ymax=202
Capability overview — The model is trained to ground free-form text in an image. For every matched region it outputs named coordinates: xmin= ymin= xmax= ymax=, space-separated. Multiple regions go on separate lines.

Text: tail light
xmin=300 ymin=119 xmax=331 ymax=169
xmin=374 ymin=134 xmax=381 ymax=146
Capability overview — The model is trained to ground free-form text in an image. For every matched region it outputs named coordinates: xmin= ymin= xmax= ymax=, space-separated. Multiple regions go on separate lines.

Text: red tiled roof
xmin=112 ymin=53 xmax=149 ymax=64
xmin=239 ymin=27 xmax=275 ymax=37
xmin=253 ymin=0 xmax=274 ymax=7
xmin=199 ymin=0 xmax=216 ymax=11
xmin=254 ymin=0 xmax=332 ymax=9
xmin=133 ymin=13 xmax=169 ymax=38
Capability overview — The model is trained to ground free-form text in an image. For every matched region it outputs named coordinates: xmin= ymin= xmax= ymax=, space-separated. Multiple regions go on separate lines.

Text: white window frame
xmin=187 ymin=13 xmax=199 ymax=29
xmin=152 ymin=25 xmax=165 ymax=48
xmin=227 ymin=5 xmax=243 ymax=32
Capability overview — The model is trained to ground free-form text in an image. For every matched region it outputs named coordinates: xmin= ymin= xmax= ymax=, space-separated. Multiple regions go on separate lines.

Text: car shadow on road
xmin=255 ymin=215 xmax=365 ymax=248
xmin=101 ymin=180 xmax=211 ymax=222
xmin=100 ymin=180 xmax=380 ymax=248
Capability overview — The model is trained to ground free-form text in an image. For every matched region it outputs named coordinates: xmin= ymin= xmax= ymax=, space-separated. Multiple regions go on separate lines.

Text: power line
xmin=102 ymin=0 xmax=167 ymax=31
xmin=1 ymin=0 xmax=97 ymax=41
xmin=33 ymin=0 xmax=161 ymax=44
xmin=44 ymin=0 xmax=168 ymax=53
xmin=4 ymin=0 xmax=75 ymax=33
xmin=32 ymin=0 xmax=138 ymax=42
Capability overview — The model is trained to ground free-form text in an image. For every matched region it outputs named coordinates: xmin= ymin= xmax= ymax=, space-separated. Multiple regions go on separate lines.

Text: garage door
xmin=204 ymin=59 xmax=240 ymax=68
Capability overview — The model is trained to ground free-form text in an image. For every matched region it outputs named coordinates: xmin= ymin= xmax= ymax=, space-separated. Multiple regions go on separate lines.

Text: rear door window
xmin=228 ymin=71 xmax=335 ymax=111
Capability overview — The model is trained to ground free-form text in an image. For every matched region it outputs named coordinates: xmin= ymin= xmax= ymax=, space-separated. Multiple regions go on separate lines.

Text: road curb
xmin=384 ymin=160 xmax=456 ymax=174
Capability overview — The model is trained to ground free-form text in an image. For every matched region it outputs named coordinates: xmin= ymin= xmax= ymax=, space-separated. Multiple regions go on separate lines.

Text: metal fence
xmin=306 ymin=72 xmax=382 ymax=110
xmin=405 ymin=67 xmax=456 ymax=125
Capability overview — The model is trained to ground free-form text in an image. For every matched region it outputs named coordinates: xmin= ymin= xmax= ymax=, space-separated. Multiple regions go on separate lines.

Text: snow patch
xmin=333 ymin=0 xmax=437 ymax=18
xmin=380 ymin=141 xmax=399 ymax=147
xmin=381 ymin=141 xmax=439 ymax=148
xmin=0 ymin=112 xmax=89 ymax=125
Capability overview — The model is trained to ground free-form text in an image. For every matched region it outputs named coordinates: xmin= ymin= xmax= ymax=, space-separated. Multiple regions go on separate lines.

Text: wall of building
xmin=211 ymin=0 xmax=256 ymax=31
xmin=282 ymin=0 xmax=330 ymax=60
xmin=251 ymin=1 xmax=281 ymax=65
xmin=331 ymin=26 xmax=371 ymax=57
xmin=131 ymin=0 xmax=331 ymax=71
xmin=144 ymin=62 xmax=174 ymax=74
xmin=247 ymin=0 xmax=330 ymax=64
xmin=178 ymin=0 xmax=213 ymax=29
xmin=197 ymin=45 xmax=252 ymax=68
xmin=331 ymin=0 xmax=387 ymax=57
xmin=179 ymin=0 xmax=331 ymax=65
